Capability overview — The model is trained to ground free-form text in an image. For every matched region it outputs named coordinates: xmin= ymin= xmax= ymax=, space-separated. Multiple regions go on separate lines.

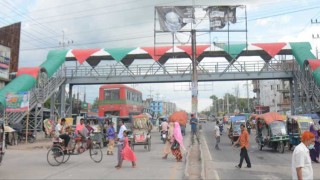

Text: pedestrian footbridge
xmin=1 ymin=42 xmax=319 ymax=131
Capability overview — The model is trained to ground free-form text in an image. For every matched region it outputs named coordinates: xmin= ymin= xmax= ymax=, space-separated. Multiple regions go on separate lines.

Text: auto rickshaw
xmin=256 ymin=112 xmax=289 ymax=153
xmin=0 ymin=120 xmax=5 ymax=165
xmin=287 ymin=115 xmax=314 ymax=150
xmin=299 ymin=114 xmax=320 ymax=128
xmin=228 ymin=115 xmax=246 ymax=145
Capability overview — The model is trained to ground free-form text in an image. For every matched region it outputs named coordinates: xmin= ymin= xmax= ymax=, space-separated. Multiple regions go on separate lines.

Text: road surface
xmin=202 ymin=121 xmax=320 ymax=180
xmin=0 ymin=129 xmax=186 ymax=179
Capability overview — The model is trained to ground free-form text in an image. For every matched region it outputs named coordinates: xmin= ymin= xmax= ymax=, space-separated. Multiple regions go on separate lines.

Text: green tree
xmin=92 ymin=97 xmax=99 ymax=110
xmin=210 ymin=95 xmax=219 ymax=115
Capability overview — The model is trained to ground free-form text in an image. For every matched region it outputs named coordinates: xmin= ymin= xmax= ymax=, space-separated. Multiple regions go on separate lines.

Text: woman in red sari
xmin=117 ymin=130 xmax=137 ymax=169
xmin=171 ymin=122 xmax=185 ymax=162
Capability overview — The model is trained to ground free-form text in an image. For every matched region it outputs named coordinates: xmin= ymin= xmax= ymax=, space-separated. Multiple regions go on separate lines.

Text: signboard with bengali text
xmin=5 ymin=92 xmax=30 ymax=112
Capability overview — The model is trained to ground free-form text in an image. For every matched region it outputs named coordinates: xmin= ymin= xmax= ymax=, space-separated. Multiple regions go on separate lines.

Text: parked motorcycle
xmin=14 ymin=131 xmax=36 ymax=144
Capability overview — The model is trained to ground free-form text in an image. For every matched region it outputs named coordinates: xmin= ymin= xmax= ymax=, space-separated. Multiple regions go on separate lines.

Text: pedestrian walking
xmin=116 ymin=130 xmax=136 ymax=169
xmin=190 ymin=114 xmax=200 ymax=145
xmin=162 ymin=122 xmax=174 ymax=159
xmin=107 ymin=121 xmax=116 ymax=155
xmin=171 ymin=122 xmax=185 ymax=162
xmin=115 ymin=120 xmax=127 ymax=168
xmin=234 ymin=124 xmax=251 ymax=168
xmin=214 ymin=122 xmax=220 ymax=150
xmin=292 ymin=131 xmax=315 ymax=180
xmin=309 ymin=124 xmax=319 ymax=163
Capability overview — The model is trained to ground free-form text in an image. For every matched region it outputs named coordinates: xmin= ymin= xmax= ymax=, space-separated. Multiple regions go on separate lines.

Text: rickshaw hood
xmin=258 ymin=112 xmax=286 ymax=124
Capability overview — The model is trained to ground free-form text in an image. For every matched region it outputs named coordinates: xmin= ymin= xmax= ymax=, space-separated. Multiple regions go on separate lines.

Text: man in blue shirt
xmin=190 ymin=114 xmax=200 ymax=145
xmin=107 ymin=121 xmax=115 ymax=155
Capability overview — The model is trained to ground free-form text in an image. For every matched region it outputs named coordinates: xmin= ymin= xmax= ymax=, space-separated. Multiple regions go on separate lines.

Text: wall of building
xmin=0 ymin=22 xmax=21 ymax=74
xmin=150 ymin=101 xmax=163 ymax=116
xmin=255 ymin=79 xmax=290 ymax=113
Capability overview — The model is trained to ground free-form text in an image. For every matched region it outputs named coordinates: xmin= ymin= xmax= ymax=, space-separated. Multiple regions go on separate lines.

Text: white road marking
xmin=202 ymin=131 xmax=220 ymax=180
xmin=202 ymin=132 xmax=212 ymax=161
xmin=213 ymin=170 xmax=220 ymax=180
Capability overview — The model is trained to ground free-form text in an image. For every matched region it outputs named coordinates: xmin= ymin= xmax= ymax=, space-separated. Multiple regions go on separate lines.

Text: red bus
xmin=98 ymin=84 xmax=144 ymax=117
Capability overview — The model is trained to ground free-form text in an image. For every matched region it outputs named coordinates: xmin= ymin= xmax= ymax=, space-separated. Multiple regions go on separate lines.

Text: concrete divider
xmin=199 ymin=131 xmax=205 ymax=180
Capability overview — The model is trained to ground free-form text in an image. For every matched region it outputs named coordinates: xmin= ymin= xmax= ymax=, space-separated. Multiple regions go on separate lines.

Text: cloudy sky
xmin=1 ymin=0 xmax=320 ymax=112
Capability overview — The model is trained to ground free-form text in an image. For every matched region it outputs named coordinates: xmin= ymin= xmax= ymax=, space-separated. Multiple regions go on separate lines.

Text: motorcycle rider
xmin=160 ymin=118 xmax=169 ymax=140
xmin=218 ymin=118 xmax=224 ymax=135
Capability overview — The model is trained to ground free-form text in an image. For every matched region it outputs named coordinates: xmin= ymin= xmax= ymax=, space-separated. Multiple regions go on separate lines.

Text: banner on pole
xmin=5 ymin=92 xmax=30 ymax=112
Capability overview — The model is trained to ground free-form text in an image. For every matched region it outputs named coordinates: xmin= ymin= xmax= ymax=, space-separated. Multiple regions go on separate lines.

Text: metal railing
xmin=65 ymin=60 xmax=293 ymax=78
xmin=7 ymin=68 xmax=66 ymax=125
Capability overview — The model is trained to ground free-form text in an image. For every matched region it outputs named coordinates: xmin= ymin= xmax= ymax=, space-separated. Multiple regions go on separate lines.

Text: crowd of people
xmin=212 ymin=116 xmax=319 ymax=180
xmin=50 ymin=113 xmax=320 ymax=179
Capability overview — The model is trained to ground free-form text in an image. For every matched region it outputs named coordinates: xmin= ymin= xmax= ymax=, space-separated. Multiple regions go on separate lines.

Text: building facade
xmin=252 ymin=79 xmax=290 ymax=114
xmin=150 ymin=100 xmax=176 ymax=117
xmin=0 ymin=22 xmax=21 ymax=88
xmin=150 ymin=101 xmax=163 ymax=116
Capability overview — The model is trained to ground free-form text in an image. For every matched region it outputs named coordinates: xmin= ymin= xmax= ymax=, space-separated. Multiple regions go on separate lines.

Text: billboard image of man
xmin=156 ymin=6 xmax=194 ymax=33
xmin=164 ymin=11 xmax=182 ymax=32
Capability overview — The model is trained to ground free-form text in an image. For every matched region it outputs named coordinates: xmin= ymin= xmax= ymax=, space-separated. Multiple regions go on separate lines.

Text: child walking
xmin=117 ymin=130 xmax=136 ymax=169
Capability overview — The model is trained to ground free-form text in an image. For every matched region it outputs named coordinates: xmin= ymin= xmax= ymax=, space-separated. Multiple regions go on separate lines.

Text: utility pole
xmin=191 ymin=29 xmax=198 ymax=116
xmin=227 ymin=93 xmax=229 ymax=114
xmin=244 ymin=80 xmax=250 ymax=112
xmin=59 ymin=30 xmax=73 ymax=49
xmin=311 ymin=19 xmax=320 ymax=58
xmin=148 ymin=86 xmax=153 ymax=99
xmin=155 ymin=93 xmax=160 ymax=101
xmin=233 ymin=84 xmax=240 ymax=113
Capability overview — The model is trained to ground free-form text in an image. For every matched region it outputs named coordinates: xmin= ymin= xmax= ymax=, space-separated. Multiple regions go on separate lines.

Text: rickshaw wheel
xmin=90 ymin=143 xmax=103 ymax=163
xmin=147 ymin=138 xmax=151 ymax=151
xmin=277 ymin=142 xmax=285 ymax=153
xmin=47 ymin=146 xmax=64 ymax=166
xmin=62 ymin=150 xmax=70 ymax=163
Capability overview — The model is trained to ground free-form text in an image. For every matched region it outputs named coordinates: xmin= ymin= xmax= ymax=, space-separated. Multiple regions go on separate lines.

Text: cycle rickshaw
xmin=47 ymin=126 xmax=103 ymax=166
xmin=130 ymin=114 xmax=152 ymax=151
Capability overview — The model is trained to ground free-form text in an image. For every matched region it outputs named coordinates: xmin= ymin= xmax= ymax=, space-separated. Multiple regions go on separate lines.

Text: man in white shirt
xmin=115 ymin=120 xmax=127 ymax=168
xmin=292 ymin=131 xmax=315 ymax=180
xmin=55 ymin=118 xmax=70 ymax=150
xmin=214 ymin=122 xmax=221 ymax=150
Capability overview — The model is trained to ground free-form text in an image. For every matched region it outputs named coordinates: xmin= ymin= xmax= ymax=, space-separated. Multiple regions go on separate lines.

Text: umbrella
xmin=169 ymin=111 xmax=188 ymax=126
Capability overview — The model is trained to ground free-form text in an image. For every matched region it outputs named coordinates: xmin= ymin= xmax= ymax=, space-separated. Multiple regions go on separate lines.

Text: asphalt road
xmin=0 ymin=129 xmax=186 ymax=180
xmin=202 ymin=121 xmax=320 ymax=180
